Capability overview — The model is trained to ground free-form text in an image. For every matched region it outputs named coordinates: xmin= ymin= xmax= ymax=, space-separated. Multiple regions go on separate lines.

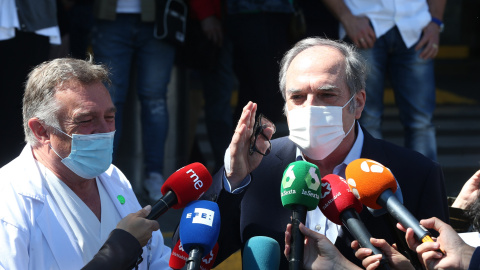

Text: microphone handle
xmin=340 ymin=210 xmax=391 ymax=270
xmin=146 ymin=190 xmax=178 ymax=220
xmin=379 ymin=189 xmax=431 ymax=241
xmin=290 ymin=204 xmax=307 ymax=270
xmin=186 ymin=246 xmax=204 ymax=270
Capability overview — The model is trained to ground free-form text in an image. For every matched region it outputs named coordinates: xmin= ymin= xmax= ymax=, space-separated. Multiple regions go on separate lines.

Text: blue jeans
xmin=91 ymin=14 xmax=176 ymax=174
xmin=358 ymin=27 xmax=437 ymax=160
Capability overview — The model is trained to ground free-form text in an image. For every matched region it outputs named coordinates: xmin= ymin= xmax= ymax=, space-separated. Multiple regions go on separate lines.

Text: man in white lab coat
xmin=0 ymin=57 xmax=171 ymax=270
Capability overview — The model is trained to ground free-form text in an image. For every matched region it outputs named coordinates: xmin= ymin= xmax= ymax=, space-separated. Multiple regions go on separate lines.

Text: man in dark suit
xmin=187 ymin=37 xmax=448 ymax=269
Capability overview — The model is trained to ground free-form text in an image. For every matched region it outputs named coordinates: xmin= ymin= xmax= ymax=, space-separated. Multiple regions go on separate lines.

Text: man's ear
xmin=28 ymin=118 xmax=51 ymax=145
xmin=354 ymin=90 xmax=366 ymax=119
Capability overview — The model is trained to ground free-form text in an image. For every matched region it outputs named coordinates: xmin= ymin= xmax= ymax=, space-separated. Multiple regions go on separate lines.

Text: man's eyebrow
xmin=107 ymin=106 xmax=117 ymax=114
xmin=73 ymin=106 xmax=117 ymax=119
xmin=316 ymin=84 xmax=338 ymax=91
xmin=286 ymin=88 xmax=302 ymax=95
xmin=286 ymin=85 xmax=340 ymax=95
xmin=73 ymin=111 xmax=93 ymax=119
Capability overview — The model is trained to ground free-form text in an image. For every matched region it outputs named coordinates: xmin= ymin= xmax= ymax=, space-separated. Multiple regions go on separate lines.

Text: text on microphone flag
xmin=185 ymin=207 xmax=215 ymax=227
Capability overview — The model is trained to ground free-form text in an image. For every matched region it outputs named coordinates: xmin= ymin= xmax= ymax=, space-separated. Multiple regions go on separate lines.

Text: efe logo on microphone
xmin=186 ymin=208 xmax=215 ymax=226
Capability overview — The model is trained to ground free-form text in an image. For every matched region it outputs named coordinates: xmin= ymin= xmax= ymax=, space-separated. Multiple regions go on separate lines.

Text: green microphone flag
xmin=280 ymin=160 xmax=322 ymax=211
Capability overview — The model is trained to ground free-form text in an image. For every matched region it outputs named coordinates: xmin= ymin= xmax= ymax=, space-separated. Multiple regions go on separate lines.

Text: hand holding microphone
xmin=351 ymin=238 xmax=414 ymax=270
xmin=116 ymin=205 xmax=160 ymax=247
xmin=319 ymin=174 xmax=391 ymax=270
xmin=179 ymin=200 xmax=221 ymax=270
xmin=285 ymin=222 xmax=362 ymax=270
xmin=280 ymin=161 xmax=322 ymax=270
xmin=401 ymin=217 xmax=475 ymax=270
xmin=345 ymin=159 xmax=440 ymax=251
xmin=146 ymin=162 xmax=212 ymax=220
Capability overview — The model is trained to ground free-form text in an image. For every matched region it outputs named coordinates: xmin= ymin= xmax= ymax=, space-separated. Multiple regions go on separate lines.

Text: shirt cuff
xmin=222 ymin=171 xmax=251 ymax=194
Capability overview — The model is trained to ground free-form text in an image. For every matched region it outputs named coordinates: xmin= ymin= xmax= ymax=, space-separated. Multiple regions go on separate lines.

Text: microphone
xmin=169 ymin=240 xmax=188 ymax=270
xmin=179 ymin=200 xmax=221 ymax=270
xmin=146 ymin=162 xmax=212 ymax=220
xmin=169 ymin=240 xmax=219 ymax=270
xmin=242 ymin=236 xmax=280 ymax=270
xmin=280 ymin=160 xmax=322 ymax=270
xmin=345 ymin=159 xmax=438 ymax=246
xmin=319 ymin=174 xmax=390 ymax=270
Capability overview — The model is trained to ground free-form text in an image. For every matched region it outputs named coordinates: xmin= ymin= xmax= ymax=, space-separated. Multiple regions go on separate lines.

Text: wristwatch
xmin=431 ymin=17 xmax=444 ymax=33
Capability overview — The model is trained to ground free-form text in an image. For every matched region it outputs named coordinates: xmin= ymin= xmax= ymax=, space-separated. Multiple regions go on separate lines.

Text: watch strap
xmin=431 ymin=17 xmax=444 ymax=32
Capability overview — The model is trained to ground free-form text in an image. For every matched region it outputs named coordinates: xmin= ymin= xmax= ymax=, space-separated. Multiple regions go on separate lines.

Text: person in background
xmin=188 ymin=0 xmax=235 ymax=172
xmin=323 ymin=0 xmax=446 ymax=161
xmin=227 ymin=0 xmax=294 ymax=123
xmin=0 ymin=57 xmax=170 ymax=269
xmin=91 ymin=0 xmax=176 ymax=201
xmin=0 ymin=0 xmax=61 ymax=168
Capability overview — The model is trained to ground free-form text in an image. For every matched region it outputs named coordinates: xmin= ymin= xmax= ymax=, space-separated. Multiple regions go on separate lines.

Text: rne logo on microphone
xmin=186 ymin=207 xmax=214 ymax=226
xmin=186 ymin=169 xmax=204 ymax=190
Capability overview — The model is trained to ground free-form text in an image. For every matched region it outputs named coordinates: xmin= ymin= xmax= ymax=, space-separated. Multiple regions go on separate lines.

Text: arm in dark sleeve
xmin=81 ymin=229 xmax=142 ymax=270
xmin=469 ymin=247 xmax=480 ymax=270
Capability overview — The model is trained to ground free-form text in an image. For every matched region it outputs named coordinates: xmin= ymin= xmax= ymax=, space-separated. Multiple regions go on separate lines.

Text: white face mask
xmin=288 ymin=95 xmax=356 ymax=160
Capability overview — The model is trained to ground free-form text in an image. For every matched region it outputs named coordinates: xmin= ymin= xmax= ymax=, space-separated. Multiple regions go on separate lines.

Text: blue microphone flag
xmin=179 ymin=200 xmax=221 ymax=254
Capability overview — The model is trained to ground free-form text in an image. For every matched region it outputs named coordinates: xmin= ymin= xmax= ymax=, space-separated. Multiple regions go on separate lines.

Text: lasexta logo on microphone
xmin=280 ymin=161 xmax=322 ymax=211
xmin=281 ymin=164 xmax=321 ymax=191
xmin=186 ymin=207 xmax=215 ymax=226
xmin=281 ymin=163 xmax=321 ymax=198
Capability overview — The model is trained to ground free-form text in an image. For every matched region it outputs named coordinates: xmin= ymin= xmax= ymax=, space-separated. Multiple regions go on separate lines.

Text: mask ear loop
xmin=48 ymin=127 xmax=72 ymax=160
xmin=54 ymin=127 xmax=73 ymax=139
xmin=49 ymin=143 xmax=65 ymax=160
xmin=342 ymin=94 xmax=356 ymax=109
xmin=344 ymin=119 xmax=356 ymax=138
xmin=342 ymin=95 xmax=357 ymax=138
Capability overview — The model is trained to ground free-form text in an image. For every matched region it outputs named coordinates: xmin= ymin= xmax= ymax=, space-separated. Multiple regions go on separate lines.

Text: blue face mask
xmin=50 ymin=129 xmax=116 ymax=179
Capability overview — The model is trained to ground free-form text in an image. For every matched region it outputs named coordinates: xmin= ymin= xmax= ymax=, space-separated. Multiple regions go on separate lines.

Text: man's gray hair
xmin=278 ymin=37 xmax=367 ymax=113
xmin=23 ymin=56 xmax=111 ymax=146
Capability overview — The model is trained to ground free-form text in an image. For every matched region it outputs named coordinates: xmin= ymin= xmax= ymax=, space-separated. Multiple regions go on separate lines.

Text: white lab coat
xmin=0 ymin=145 xmax=171 ymax=270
